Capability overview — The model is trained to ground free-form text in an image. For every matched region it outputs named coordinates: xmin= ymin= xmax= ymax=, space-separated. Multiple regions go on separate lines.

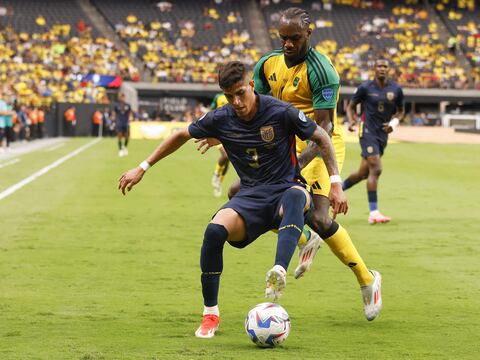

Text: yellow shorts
xmin=297 ymin=128 xmax=345 ymax=197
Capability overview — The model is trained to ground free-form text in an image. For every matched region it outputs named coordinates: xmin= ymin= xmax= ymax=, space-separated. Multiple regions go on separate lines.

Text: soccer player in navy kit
xmin=114 ymin=93 xmax=133 ymax=157
xmin=118 ymin=61 xmax=348 ymax=339
xmin=343 ymin=59 xmax=405 ymax=224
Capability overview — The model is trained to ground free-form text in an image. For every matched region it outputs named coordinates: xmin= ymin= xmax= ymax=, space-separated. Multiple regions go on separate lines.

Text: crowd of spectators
xmin=0 ymin=20 xmax=139 ymax=109
xmin=112 ymin=2 xmax=260 ymax=83
xmin=262 ymin=0 xmax=472 ymax=89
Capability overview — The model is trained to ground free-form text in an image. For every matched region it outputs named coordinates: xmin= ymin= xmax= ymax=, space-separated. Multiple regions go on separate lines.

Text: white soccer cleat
xmin=361 ymin=270 xmax=382 ymax=321
xmin=118 ymin=149 xmax=124 ymax=157
xmin=294 ymin=231 xmax=324 ymax=279
xmin=368 ymin=211 xmax=391 ymax=225
xmin=265 ymin=265 xmax=287 ymax=300
xmin=123 ymin=147 xmax=128 ymax=156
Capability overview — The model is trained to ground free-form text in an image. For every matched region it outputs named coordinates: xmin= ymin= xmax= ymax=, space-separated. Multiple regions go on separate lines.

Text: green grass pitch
xmin=0 ymin=138 xmax=479 ymax=359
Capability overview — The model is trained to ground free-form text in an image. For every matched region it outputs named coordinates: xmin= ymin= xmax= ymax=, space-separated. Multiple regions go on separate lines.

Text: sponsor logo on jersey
xmin=367 ymin=146 xmax=374 ymax=154
xmin=260 ymin=126 xmax=275 ymax=142
xmin=322 ymin=87 xmax=334 ymax=101
xmin=268 ymin=73 xmax=277 ymax=81
xmin=298 ymin=111 xmax=307 ymax=123
xmin=387 ymin=91 xmax=395 ymax=101
xmin=293 ymin=77 xmax=300 ymax=87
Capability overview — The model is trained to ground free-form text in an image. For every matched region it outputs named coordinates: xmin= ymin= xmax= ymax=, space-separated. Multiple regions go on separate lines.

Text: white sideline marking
xmin=0 ymin=158 xmax=20 ymax=169
xmin=44 ymin=143 xmax=65 ymax=152
xmin=0 ymin=139 xmax=101 ymax=201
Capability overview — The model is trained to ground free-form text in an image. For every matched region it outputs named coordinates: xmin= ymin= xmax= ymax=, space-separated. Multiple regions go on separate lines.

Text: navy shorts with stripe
xmin=220 ymin=182 xmax=311 ymax=248
xmin=360 ymin=134 xmax=387 ymax=158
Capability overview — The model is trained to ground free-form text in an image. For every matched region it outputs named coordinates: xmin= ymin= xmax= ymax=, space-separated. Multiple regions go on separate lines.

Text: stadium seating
xmin=92 ymin=0 xmax=260 ymax=83
xmin=0 ymin=0 xmax=138 ymax=107
xmin=260 ymin=0 xmax=469 ymax=89
xmin=431 ymin=0 xmax=480 ymax=88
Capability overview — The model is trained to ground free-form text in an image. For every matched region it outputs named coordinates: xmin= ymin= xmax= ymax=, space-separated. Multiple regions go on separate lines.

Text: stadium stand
xmin=0 ymin=0 xmax=139 ymax=108
xmin=432 ymin=0 xmax=480 ymax=89
xmin=92 ymin=0 xmax=260 ymax=83
xmin=260 ymin=0 xmax=470 ymax=89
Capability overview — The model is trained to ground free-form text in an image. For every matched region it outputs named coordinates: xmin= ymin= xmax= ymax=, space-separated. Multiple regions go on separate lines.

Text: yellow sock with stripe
xmin=323 ymin=224 xmax=373 ymax=286
xmin=272 ymin=228 xmax=310 ymax=246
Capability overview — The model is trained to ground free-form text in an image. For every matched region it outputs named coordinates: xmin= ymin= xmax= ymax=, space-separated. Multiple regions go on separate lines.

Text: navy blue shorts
xmin=360 ymin=134 xmax=387 ymax=158
xmin=220 ymin=182 xmax=311 ymax=248
xmin=116 ymin=124 xmax=129 ymax=133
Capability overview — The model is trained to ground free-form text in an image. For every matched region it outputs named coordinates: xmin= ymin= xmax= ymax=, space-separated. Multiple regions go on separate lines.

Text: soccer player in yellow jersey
xmin=253 ymin=7 xmax=382 ymax=321
xmin=210 ymin=93 xmax=230 ymax=197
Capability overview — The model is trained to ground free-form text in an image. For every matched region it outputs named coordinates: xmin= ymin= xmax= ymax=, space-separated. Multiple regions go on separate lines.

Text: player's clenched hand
xmin=329 ymin=183 xmax=348 ymax=219
xmin=348 ymin=122 xmax=357 ymax=132
xmin=382 ymin=122 xmax=393 ymax=134
xmin=118 ymin=167 xmax=145 ymax=195
xmin=195 ymin=137 xmax=221 ymax=154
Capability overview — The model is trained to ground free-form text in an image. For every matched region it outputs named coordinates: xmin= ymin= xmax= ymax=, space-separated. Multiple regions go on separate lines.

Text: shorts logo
xmin=293 ymin=77 xmax=300 ymax=87
xmin=298 ymin=111 xmax=307 ymax=123
xmin=322 ymin=87 xmax=334 ymax=101
xmin=367 ymin=146 xmax=374 ymax=154
xmin=260 ymin=126 xmax=275 ymax=142
xmin=387 ymin=92 xmax=395 ymax=101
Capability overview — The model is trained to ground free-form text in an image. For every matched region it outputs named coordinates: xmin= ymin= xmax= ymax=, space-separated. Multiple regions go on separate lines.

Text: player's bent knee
xmin=309 ymin=212 xmax=332 ymax=234
xmin=279 ymin=186 xmax=310 ymax=216
xmin=203 ymin=223 xmax=228 ymax=247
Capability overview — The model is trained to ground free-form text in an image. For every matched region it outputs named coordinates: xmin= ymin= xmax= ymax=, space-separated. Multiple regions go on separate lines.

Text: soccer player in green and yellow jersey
xmin=253 ymin=7 xmax=382 ymax=321
xmin=210 ymin=93 xmax=230 ymax=197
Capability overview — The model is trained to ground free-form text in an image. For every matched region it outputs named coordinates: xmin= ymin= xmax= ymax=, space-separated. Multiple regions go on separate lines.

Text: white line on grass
xmin=0 ymin=158 xmax=20 ymax=169
xmin=44 ymin=143 xmax=65 ymax=152
xmin=0 ymin=138 xmax=101 ymax=201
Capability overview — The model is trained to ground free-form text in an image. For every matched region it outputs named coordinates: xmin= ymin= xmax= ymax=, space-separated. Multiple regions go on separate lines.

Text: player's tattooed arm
xmin=309 ymin=125 xmax=338 ymax=176
xmin=297 ymin=108 xmax=333 ymax=169
xmin=309 ymin=125 xmax=348 ymax=217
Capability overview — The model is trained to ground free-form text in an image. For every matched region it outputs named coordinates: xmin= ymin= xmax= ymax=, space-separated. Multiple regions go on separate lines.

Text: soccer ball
xmin=245 ymin=302 xmax=291 ymax=348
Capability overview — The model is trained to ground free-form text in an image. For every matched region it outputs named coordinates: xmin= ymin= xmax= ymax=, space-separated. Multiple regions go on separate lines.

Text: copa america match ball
xmin=244 ymin=302 xmax=291 ymax=348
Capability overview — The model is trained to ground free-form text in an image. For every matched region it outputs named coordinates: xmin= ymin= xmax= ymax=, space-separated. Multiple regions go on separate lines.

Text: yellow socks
xmin=324 ymin=225 xmax=373 ymax=286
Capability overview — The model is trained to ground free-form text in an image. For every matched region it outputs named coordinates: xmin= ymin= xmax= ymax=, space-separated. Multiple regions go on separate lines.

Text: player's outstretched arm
xmin=309 ymin=126 xmax=348 ymax=218
xmin=346 ymin=100 xmax=358 ymax=132
xmin=118 ymin=128 xmax=192 ymax=195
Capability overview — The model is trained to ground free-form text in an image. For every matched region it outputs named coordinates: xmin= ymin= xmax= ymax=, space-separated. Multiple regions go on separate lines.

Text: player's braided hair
xmin=280 ymin=7 xmax=311 ymax=30
xmin=218 ymin=61 xmax=247 ymax=89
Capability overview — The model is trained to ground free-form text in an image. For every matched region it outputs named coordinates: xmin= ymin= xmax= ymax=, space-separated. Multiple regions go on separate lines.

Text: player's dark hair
xmin=218 ymin=61 xmax=247 ymax=89
xmin=280 ymin=7 xmax=311 ymax=30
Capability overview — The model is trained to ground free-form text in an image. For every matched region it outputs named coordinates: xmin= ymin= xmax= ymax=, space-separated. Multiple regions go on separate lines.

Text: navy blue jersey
xmin=351 ymin=80 xmax=404 ymax=139
xmin=114 ymin=102 xmax=132 ymax=126
xmin=188 ymin=94 xmax=317 ymax=187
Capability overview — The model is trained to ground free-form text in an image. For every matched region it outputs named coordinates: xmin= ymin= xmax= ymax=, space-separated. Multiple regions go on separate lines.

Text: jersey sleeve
xmin=307 ymin=57 xmax=340 ymax=110
xmin=396 ymin=87 xmax=405 ymax=109
xmin=351 ymin=83 xmax=367 ymax=105
xmin=188 ymin=111 xmax=217 ymax=139
xmin=210 ymin=94 xmax=219 ymax=110
xmin=284 ymin=105 xmax=317 ymax=140
xmin=253 ymin=55 xmax=271 ymax=95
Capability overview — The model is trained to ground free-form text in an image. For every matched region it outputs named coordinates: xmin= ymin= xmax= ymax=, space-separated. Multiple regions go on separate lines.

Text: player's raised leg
xmin=366 ymin=155 xmax=390 ymax=224
xmin=307 ymin=194 xmax=382 ymax=320
xmin=266 ymin=186 xmax=311 ymax=300
xmin=195 ymin=208 xmax=246 ymax=339
xmin=342 ymin=157 xmax=369 ymax=191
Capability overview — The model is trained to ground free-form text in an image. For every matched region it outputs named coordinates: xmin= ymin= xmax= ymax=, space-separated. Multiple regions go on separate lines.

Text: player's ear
xmin=249 ymin=79 xmax=255 ymax=89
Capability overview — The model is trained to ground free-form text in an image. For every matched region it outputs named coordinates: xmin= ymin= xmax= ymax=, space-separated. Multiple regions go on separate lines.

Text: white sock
xmin=203 ymin=305 xmax=219 ymax=316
